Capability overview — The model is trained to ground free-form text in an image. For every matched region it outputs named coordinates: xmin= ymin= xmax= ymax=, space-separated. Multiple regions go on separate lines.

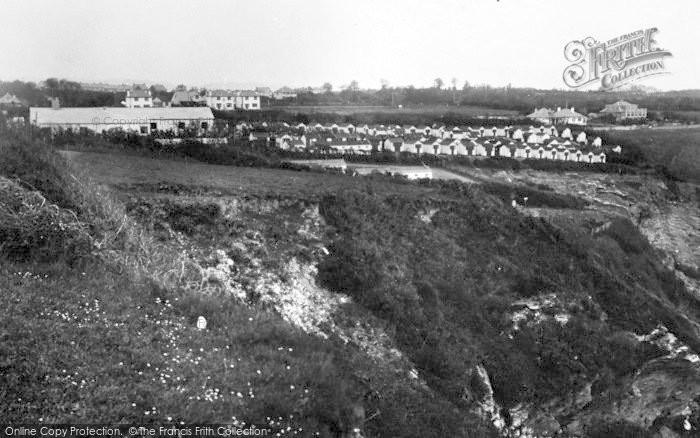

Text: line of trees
xmin=4 ymin=78 xmax=700 ymax=123
xmin=270 ymin=79 xmax=700 ymax=117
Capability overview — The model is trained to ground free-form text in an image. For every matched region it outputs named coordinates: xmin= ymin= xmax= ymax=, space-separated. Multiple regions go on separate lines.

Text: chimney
xmin=571 ymin=106 xmax=575 ymax=112
xmin=50 ymin=97 xmax=60 ymax=109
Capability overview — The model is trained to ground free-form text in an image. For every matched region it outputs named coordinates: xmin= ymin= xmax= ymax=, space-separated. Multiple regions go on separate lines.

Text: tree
xmin=380 ymin=79 xmax=390 ymax=90
xmin=451 ymin=78 xmax=458 ymax=90
xmin=434 ymin=78 xmax=444 ymax=89
xmin=322 ymin=82 xmax=333 ymax=93
xmin=462 ymin=80 xmax=471 ymax=90
xmin=348 ymin=80 xmax=359 ymax=91
xmin=45 ymin=78 xmax=59 ymax=91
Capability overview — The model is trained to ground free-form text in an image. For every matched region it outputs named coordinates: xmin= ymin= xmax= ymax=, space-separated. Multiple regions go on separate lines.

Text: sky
xmin=0 ymin=0 xmax=698 ymax=91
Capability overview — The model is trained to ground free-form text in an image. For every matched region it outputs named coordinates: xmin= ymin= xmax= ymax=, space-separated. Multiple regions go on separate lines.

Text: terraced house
xmin=235 ymin=90 xmax=260 ymax=110
xmin=206 ymin=90 xmax=235 ymax=109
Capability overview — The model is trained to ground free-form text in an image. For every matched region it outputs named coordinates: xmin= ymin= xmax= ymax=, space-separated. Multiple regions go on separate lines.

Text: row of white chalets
xmin=271 ymin=123 xmax=617 ymax=163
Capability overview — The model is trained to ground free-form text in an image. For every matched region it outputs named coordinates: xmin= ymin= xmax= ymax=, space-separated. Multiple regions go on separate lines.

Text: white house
xmin=471 ymin=140 xmax=488 ymax=157
xmin=551 ymin=107 xmax=588 ymax=126
xmin=527 ymin=108 xmax=554 ymax=124
xmin=235 ymin=91 xmax=261 ymax=110
xmin=274 ymin=87 xmax=297 ymax=99
xmin=124 ymin=89 xmax=153 ymax=108
xmin=206 ymin=90 xmax=235 ymax=110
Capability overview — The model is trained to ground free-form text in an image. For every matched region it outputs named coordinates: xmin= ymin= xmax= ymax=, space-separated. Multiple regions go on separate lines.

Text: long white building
xmin=29 ymin=106 xmax=215 ymax=134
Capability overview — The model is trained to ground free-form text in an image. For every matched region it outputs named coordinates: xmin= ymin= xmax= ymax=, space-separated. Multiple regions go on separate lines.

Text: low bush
xmin=0 ymin=132 xmax=82 ymax=210
xmin=0 ymin=178 xmax=93 ymax=264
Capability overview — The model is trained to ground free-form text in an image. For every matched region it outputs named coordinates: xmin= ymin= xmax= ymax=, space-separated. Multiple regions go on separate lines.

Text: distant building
xmin=0 ymin=93 xmax=24 ymax=107
xmin=527 ymin=108 xmax=554 ymax=124
xmin=600 ymin=100 xmax=648 ymax=120
xmin=206 ymin=90 xmax=235 ymax=110
xmin=124 ymin=89 xmax=153 ymax=108
xmin=255 ymin=87 xmax=273 ymax=98
xmin=235 ymin=90 xmax=261 ymax=110
xmin=79 ymin=82 xmax=131 ymax=92
xmin=273 ymin=86 xmax=297 ymax=99
xmin=29 ymin=106 xmax=215 ymax=135
xmin=527 ymin=107 xmax=587 ymax=125
xmin=170 ymin=90 xmax=205 ymax=106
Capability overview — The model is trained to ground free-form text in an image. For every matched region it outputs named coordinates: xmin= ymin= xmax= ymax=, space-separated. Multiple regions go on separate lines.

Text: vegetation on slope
xmin=0 ymin=131 xmax=499 ymax=437
xmin=596 ymin=128 xmax=700 ymax=183
xmin=316 ymin=184 xmax=695 ymax=427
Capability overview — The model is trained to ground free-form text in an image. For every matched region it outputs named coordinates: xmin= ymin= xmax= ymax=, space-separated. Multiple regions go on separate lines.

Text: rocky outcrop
xmin=469 ymin=365 xmax=506 ymax=432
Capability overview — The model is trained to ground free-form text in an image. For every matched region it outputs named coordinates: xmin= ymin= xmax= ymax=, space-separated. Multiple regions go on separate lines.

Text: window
xmin=150 ymin=122 xmax=157 ymax=130
xmin=140 ymin=126 xmax=147 ymax=134
xmin=201 ymin=122 xmax=208 ymax=130
xmin=226 ymin=103 xmax=232 ymax=108
xmin=178 ymin=122 xmax=186 ymax=129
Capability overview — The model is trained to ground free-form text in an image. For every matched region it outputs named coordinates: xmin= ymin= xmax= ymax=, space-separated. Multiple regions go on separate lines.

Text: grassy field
xmin=62 ymin=150 xmax=468 ymax=201
xmin=599 ymin=127 xmax=700 ymax=183
xmin=267 ymin=104 xmax=520 ymax=118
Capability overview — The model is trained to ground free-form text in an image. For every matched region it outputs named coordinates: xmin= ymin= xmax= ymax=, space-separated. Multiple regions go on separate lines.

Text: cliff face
xmin=111 ymin=157 xmax=700 ymax=437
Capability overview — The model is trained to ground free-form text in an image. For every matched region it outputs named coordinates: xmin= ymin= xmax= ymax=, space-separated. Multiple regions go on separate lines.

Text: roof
xmin=0 ymin=93 xmax=23 ymax=105
xmin=127 ymin=89 xmax=151 ymax=98
xmin=276 ymin=87 xmax=295 ymax=93
xmin=601 ymin=100 xmax=641 ymax=113
xmin=208 ymin=89 xmax=234 ymax=97
xmin=552 ymin=107 xmax=585 ymax=118
xmin=29 ymin=107 xmax=215 ymax=125
xmin=237 ymin=90 xmax=259 ymax=97
xmin=171 ymin=91 xmax=204 ymax=104
xmin=528 ymin=107 xmax=554 ymax=118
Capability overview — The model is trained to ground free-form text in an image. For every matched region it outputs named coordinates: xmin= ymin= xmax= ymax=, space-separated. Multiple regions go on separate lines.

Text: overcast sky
xmin=0 ymin=0 xmax=697 ymax=90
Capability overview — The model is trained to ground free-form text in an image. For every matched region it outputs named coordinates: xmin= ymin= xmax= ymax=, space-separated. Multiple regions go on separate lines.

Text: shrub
xmin=598 ymin=218 xmax=652 ymax=254
xmin=0 ymin=178 xmax=93 ymax=263
xmin=0 ymin=132 xmax=81 ymax=210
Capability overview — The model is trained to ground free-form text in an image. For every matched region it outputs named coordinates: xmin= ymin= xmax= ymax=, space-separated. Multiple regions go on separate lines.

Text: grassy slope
xmin=1 ymin=135 xmax=495 ymax=437
xmin=600 ymin=127 xmax=700 ymax=183
xmin=66 ymin=150 xmax=699 ymax=419
xmin=11 ymin=140 xmax=700 ymax=435
xmin=1 ymin=260 xmax=357 ymax=428
xmin=62 ymin=150 xmax=450 ymax=202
